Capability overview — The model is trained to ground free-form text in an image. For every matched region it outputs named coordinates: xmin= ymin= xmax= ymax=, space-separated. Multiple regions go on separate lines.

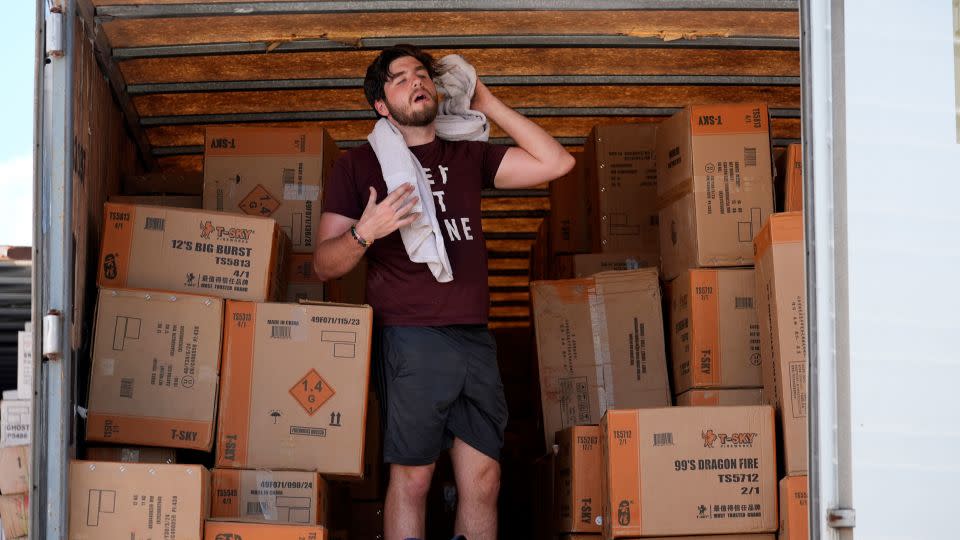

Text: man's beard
xmin=385 ymin=93 xmax=438 ymax=127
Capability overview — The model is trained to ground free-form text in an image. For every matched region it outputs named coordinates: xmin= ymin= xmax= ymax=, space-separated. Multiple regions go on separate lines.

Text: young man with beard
xmin=313 ymin=45 xmax=574 ymax=540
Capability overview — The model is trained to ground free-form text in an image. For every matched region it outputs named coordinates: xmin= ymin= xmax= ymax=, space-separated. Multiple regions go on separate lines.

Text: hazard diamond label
xmin=239 ymin=184 xmax=281 ymax=217
xmin=289 ymin=369 xmax=335 ymax=415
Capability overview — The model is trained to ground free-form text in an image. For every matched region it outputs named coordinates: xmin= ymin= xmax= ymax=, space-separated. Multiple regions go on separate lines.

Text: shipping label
xmin=559 ymin=376 xmax=591 ymax=427
xmin=628 ymin=318 xmax=648 ymax=381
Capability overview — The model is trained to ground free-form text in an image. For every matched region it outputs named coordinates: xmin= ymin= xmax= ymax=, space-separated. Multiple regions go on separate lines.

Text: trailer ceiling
xmin=78 ymin=0 xmax=800 ymax=327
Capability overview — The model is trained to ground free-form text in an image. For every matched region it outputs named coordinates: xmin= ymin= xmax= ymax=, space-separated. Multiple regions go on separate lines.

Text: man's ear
xmin=374 ymin=99 xmax=389 ymax=118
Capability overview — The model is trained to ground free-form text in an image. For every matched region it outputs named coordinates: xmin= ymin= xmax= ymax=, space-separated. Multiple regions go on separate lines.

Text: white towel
xmin=366 ymin=54 xmax=489 ymax=283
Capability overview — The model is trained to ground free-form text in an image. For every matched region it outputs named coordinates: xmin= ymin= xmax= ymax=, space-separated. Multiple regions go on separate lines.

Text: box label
xmin=240 ymin=185 xmax=282 ymax=217
xmin=290 ymin=369 xmax=336 ymax=415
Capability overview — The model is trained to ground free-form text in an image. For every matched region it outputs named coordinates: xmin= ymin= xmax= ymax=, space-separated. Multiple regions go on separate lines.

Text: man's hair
xmin=363 ymin=44 xmax=439 ymax=116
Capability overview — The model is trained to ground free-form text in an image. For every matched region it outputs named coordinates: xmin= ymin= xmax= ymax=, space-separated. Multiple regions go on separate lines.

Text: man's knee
xmin=390 ymin=463 xmax=435 ymax=500
xmin=466 ymin=461 xmax=500 ymax=504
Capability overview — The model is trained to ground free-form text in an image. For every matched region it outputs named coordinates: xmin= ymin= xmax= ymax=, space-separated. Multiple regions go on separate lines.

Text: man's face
xmin=377 ymin=55 xmax=439 ymax=127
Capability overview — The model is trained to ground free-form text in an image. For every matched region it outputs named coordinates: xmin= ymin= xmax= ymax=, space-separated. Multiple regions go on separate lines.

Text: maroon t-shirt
xmin=323 ymin=138 xmax=508 ymax=326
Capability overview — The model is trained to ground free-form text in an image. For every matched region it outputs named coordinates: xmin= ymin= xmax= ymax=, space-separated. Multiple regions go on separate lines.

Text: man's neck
xmin=390 ymin=118 xmax=437 ymax=147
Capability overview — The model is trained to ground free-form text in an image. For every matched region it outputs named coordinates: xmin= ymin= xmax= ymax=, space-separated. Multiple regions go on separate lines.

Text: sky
xmin=0 ymin=3 xmax=35 ymax=246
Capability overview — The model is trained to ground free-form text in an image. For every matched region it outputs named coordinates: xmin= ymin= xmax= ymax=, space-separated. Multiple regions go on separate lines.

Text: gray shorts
xmin=374 ymin=325 xmax=508 ymax=465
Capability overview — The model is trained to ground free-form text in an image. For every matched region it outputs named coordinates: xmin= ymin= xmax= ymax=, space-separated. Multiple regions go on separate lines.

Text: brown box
xmin=668 ymin=268 xmax=762 ymax=394
xmin=204 ymin=127 xmax=340 ymax=254
xmin=216 ymin=301 xmax=372 ymax=474
xmin=553 ymin=252 xmax=659 ymax=280
xmin=86 ymin=288 xmax=223 ymax=451
xmin=754 ymin=212 xmax=808 ymax=476
xmin=601 ymin=406 xmax=777 ymax=538
xmin=531 ymin=268 xmax=671 ymax=448
xmin=212 ymin=469 xmax=327 ymax=525
xmin=84 ymin=446 xmax=177 ymax=464
xmin=555 ymin=425 xmax=602 ymax=534
xmin=656 ymin=104 xmax=774 ymax=280
xmin=68 ymin=460 xmax=209 ymax=540
xmin=779 ymin=475 xmax=809 ymax=540
xmin=205 ymin=521 xmax=328 ymax=539
xmin=0 ymin=445 xmax=29 ymax=494
xmin=676 ymin=388 xmax=764 ymax=407
xmin=584 ymin=124 xmax=659 ymax=254
xmin=286 ymin=252 xmax=325 ymax=302
xmin=549 ymin=151 xmax=591 ymax=254
xmin=98 ymin=202 xmax=288 ymax=302
xmin=108 ymin=194 xmax=202 ymax=208
xmin=782 ymin=144 xmax=803 ymax=212
xmin=0 ymin=494 xmax=27 ymax=538
xmin=123 ymin=171 xmax=203 ymax=195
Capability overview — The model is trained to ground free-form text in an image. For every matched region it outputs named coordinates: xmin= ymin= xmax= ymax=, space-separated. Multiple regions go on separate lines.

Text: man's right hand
xmin=354 ymin=183 xmax=420 ymax=242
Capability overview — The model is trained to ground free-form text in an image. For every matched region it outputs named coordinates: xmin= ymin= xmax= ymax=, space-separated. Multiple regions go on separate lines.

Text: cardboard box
xmin=531 ymin=268 xmax=671 ymax=448
xmin=286 ymin=253 xmax=325 ymax=303
xmin=555 ymin=426 xmax=602 ymax=534
xmin=553 ymin=252 xmax=659 ymax=280
xmin=779 ymin=475 xmax=809 ymax=540
xmin=601 ymin=406 xmax=777 ymax=537
xmin=584 ymin=124 xmax=659 ymax=254
xmin=0 ymin=494 xmax=27 ymax=539
xmin=656 ymin=104 xmax=774 ymax=280
xmin=782 ymin=144 xmax=803 ymax=212
xmin=549 ymin=151 xmax=591 ymax=254
xmin=108 ymin=194 xmax=203 ymax=208
xmin=84 ymin=446 xmax=177 ymax=464
xmin=68 ymin=461 xmax=209 ymax=540
xmin=0 ymin=446 xmax=29 ymax=495
xmin=16 ymin=323 xmax=31 ymax=400
xmin=0 ymin=400 xmax=30 ymax=448
xmin=348 ymin=393 xmax=383 ymax=500
xmin=205 ymin=521 xmax=328 ymax=540
xmin=211 ymin=469 xmax=326 ymax=525
xmin=123 ymin=171 xmax=203 ymax=195
xmin=216 ymin=301 xmax=372 ymax=474
xmin=204 ymin=127 xmax=340 ymax=254
xmin=98 ymin=202 xmax=288 ymax=302
xmin=668 ymin=268 xmax=762 ymax=394
xmin=86 ymin=288 xmax=223 ymax=451
xmin=754 ymin=212 xmax=808 ymax=476
xmin=676 ymin=388 xmax=763 ymax=407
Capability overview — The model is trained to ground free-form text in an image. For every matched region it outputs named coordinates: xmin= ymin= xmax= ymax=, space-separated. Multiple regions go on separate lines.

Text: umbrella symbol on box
xmin=269 ymin=410 xmax=282 ymax=424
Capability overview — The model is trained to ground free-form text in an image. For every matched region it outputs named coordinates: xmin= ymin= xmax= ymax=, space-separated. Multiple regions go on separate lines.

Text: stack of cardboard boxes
xmin=533 ymin=104 xmax=809 ymax=540
xmin=70 ymin=126 xmax=383 ymax=539
xmin=0 ymin=322 xmax=32 ymax=539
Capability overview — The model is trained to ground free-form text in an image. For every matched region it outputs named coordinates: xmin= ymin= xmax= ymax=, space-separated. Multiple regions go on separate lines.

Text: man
xmin=313 ymin=45 xmax=574 ymax=540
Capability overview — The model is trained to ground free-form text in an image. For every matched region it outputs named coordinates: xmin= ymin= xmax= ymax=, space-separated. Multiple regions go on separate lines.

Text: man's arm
xmin=471 ymin=80 xmax=576 ymax=189
xmin=313 ymin=183 xmax=418 ymax=280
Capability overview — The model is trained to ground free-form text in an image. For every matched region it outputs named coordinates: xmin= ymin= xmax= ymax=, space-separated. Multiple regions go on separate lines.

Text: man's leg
xmin=385 ymin=462 xmax=435 ymax=540
xmin=451 ymin=437 xmax=501 ymax=540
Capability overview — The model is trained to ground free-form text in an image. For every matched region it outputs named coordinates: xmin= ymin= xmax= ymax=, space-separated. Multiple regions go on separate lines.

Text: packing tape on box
xmin=587 ymin=282 xmax=615 ymax=415
xmin=656 ymin=178 xmax=694 ymax=211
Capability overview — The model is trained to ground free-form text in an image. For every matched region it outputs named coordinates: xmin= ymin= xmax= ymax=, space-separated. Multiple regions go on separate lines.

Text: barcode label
xmin=120 ymin=378 xmax=134 ymax=399
xmin=744 ymin=148 xmax=758 ymax=167
xmin=735 ymin=296 xmax=755 ymax=310
xmin=271 ymin=325 xmax=292 ymax=339
xmin=144 ymin=217 xmax=165 ymax=231
xmin=246 ymin=501 xmax=266 ymax=515
xmin=282 ymin=168 xmax=295 ymax=185
xmin=654 ymin=432 xmax=674 ymax=447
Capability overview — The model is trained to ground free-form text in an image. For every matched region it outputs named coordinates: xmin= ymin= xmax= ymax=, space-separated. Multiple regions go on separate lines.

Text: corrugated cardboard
xmin=0 ymin=494 xmax=27 ymax=538
xmin=84 ymin=446 xmax=177 ymax=464
xmin=204 ymin=127 xmax=340 ymax=254
xmin=754 ymin=212 xmax=808 ymax=476
xmin=68 ymin=460 xmax=209 ymax=540
xmin=86 ymin=288 xmax=223 ymax=451
xmin=286 ymin=253 xmax=325 ymax=303
xmin=0 ymin=400 xmax=30 ymax=448
xmin=531 ymin=268 xmax=670 ymax=448
xmin=549 ymin=151 xmax=590 ymax=254
xmin=0 ymin=446 xmax=29 ymax=495
xmin=98 ymin=202 xmax=288 ymax=302
xmin=108 ymin=194 xmax=203 ymax=209
xmin=676 ymin=388 xmax=763 ymax=407
xmin=16 ymin=323 xmax=31 ymax=400
xmin=211 ymin=469 xmax=326 ymax=525
xmin=555 ymin=426 xmax=602 ymax=534
xmin=668 ymin=268 xmax=762 ymax=394
xmin=779 ymin=475 xmax=809 ymax=540
xmin=782 ymin=144 xmax=803 ymax=212
xmin=348 ymin=392 xmax=383 ymax=500
xmin=656 ymin=104 xmax=774 ymax=280
xmin=205 ymin=520 xmax=328 ymax=539
xmin=584 ymin=124 xmax=659 ymax=254
xmin=123 ymin=171 xmax=203 ymax=195
xmin=553 ymin=253 xmax=659 ymax=280
xmin=601 ymin=406 xmax=777 ymax=538
xmin=216 ymin=301 xmax=372 ymax=474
